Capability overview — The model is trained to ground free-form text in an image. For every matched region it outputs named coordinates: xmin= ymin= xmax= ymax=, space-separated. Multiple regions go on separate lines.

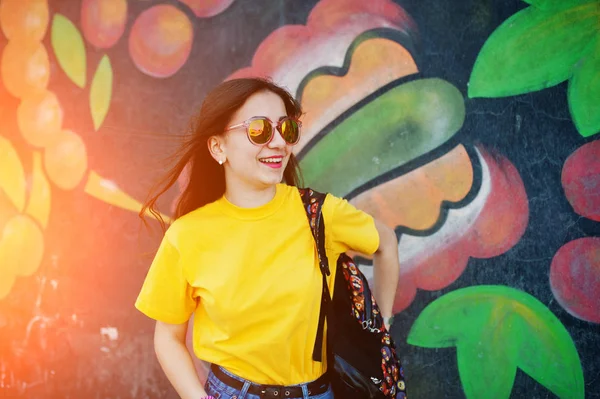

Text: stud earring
xmin=218 ymin=158 xmax=224 ymax=165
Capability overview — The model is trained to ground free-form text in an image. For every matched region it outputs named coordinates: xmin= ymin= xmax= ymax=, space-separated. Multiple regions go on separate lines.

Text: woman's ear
xmin=207 ymin=136 xmax=227 ymax=165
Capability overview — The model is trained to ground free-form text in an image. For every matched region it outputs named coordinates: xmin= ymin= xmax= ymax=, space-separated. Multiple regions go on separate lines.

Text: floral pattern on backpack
xmin=341 ymin=254 xmax=407 ymax=398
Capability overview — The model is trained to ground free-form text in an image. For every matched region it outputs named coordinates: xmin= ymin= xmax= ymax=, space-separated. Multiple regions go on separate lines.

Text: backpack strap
xmin=299 ymin=188 xmax=330 ymax=275
xmin=299 ymin=188 xmax=331 ymax=362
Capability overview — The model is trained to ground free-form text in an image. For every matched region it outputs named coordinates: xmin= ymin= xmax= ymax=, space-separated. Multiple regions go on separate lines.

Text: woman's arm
xmin=154 ymin=320 xmax=207 ymax=399
xmin=372 ymin=219 xmax=400 ymax=329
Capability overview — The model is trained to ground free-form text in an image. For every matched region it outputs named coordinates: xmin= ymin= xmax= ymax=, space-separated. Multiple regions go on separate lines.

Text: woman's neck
xmin=224 ymin=183 xmax=278 ymax=208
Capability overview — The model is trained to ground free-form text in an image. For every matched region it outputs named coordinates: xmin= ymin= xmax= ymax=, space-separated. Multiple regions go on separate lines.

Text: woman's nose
xmin=268 ymin=127 xmax=287 ymax=148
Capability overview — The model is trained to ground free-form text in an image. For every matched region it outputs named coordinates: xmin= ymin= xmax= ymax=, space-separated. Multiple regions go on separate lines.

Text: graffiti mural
xmin=0 ymin=0 xmax=598 ymax=398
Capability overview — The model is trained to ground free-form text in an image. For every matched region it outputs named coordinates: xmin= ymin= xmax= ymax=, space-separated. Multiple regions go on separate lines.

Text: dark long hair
xmin=140 ymin=78 xmax=304 ymax=231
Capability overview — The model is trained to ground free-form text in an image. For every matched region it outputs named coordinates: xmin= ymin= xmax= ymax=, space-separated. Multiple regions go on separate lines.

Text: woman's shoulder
xmin=165 ymin=201 xmax=222 ymax=240
xmin=279 ymin=183 xmax=301 ymax=196
xmin=306 ymin=188 xmax=342 ymax=212
xmin=312 ymin=190 xmax=368 ymax=224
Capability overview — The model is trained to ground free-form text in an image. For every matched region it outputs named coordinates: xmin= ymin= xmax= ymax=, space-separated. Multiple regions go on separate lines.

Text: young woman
xmin=135 ymin=78 xmax=400 ymax=399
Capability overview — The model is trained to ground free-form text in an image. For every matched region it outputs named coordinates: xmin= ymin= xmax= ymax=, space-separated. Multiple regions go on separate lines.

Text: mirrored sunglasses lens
xmin=280 ymin=119 xmax=299 ymax=144
xmin=248 ymin=119 xmax=271 ymax=144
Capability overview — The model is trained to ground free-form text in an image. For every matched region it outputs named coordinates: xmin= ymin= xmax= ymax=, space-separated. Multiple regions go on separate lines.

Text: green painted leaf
xmin=457 ymin=341 xmax=517 ymax=399
xmin=568 ymin=37 xmax=600 ymax=137
xmin=407 ymin=286 xmax=584 ymax=399
xmin=90 ymin=55 xmax=113 ymax=131
xmin=299 ymin=78 xmax=465 ymax=197
xmin=468 ymin=3 xmax=598 ymax=98
xmin=51 ymin=14 xmax=87 ymax=88
xmin=522 ymin=0 xmax=597 ymax=11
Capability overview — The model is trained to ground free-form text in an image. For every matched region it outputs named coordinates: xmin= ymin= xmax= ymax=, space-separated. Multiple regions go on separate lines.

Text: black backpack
xmin=299 ymin=188 xmax=407 ymax=399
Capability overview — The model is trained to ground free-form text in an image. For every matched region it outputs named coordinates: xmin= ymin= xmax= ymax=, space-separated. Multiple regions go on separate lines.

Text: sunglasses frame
xmin=225 ymin=116 xmax=302 ymax=146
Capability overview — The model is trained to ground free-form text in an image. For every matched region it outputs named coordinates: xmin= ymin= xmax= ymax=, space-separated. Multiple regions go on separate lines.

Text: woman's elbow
xmin=154 ymin=320 xmax=188 ymax=349
xmin=374 ymin=219 xmax=398 ymax=254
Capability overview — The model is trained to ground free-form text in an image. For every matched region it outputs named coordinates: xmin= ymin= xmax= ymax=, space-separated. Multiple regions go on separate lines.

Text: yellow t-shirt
xmin=135 ymin=184 xmax=379 ymax=385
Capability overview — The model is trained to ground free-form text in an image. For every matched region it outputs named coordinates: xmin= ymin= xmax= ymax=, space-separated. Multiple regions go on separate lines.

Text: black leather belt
xmin=210 ymin=364 xmax=329 ymax=398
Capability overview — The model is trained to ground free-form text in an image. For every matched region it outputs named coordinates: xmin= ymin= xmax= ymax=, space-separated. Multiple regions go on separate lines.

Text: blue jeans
xmin=204 ymin=366 xmax=334 ymax=399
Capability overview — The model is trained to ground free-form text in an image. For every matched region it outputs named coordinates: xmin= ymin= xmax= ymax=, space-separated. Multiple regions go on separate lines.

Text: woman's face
xmin=215 ymin=90 xmax=295 ymax=191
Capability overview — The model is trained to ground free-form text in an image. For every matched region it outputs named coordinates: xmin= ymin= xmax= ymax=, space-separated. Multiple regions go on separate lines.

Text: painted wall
xmin=0 ymin=0 xmax=598 ymax=398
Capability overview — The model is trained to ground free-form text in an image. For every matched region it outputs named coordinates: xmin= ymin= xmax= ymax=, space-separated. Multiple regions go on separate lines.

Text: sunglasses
xmin=225 ymin=116 xmax=301 ymax=146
